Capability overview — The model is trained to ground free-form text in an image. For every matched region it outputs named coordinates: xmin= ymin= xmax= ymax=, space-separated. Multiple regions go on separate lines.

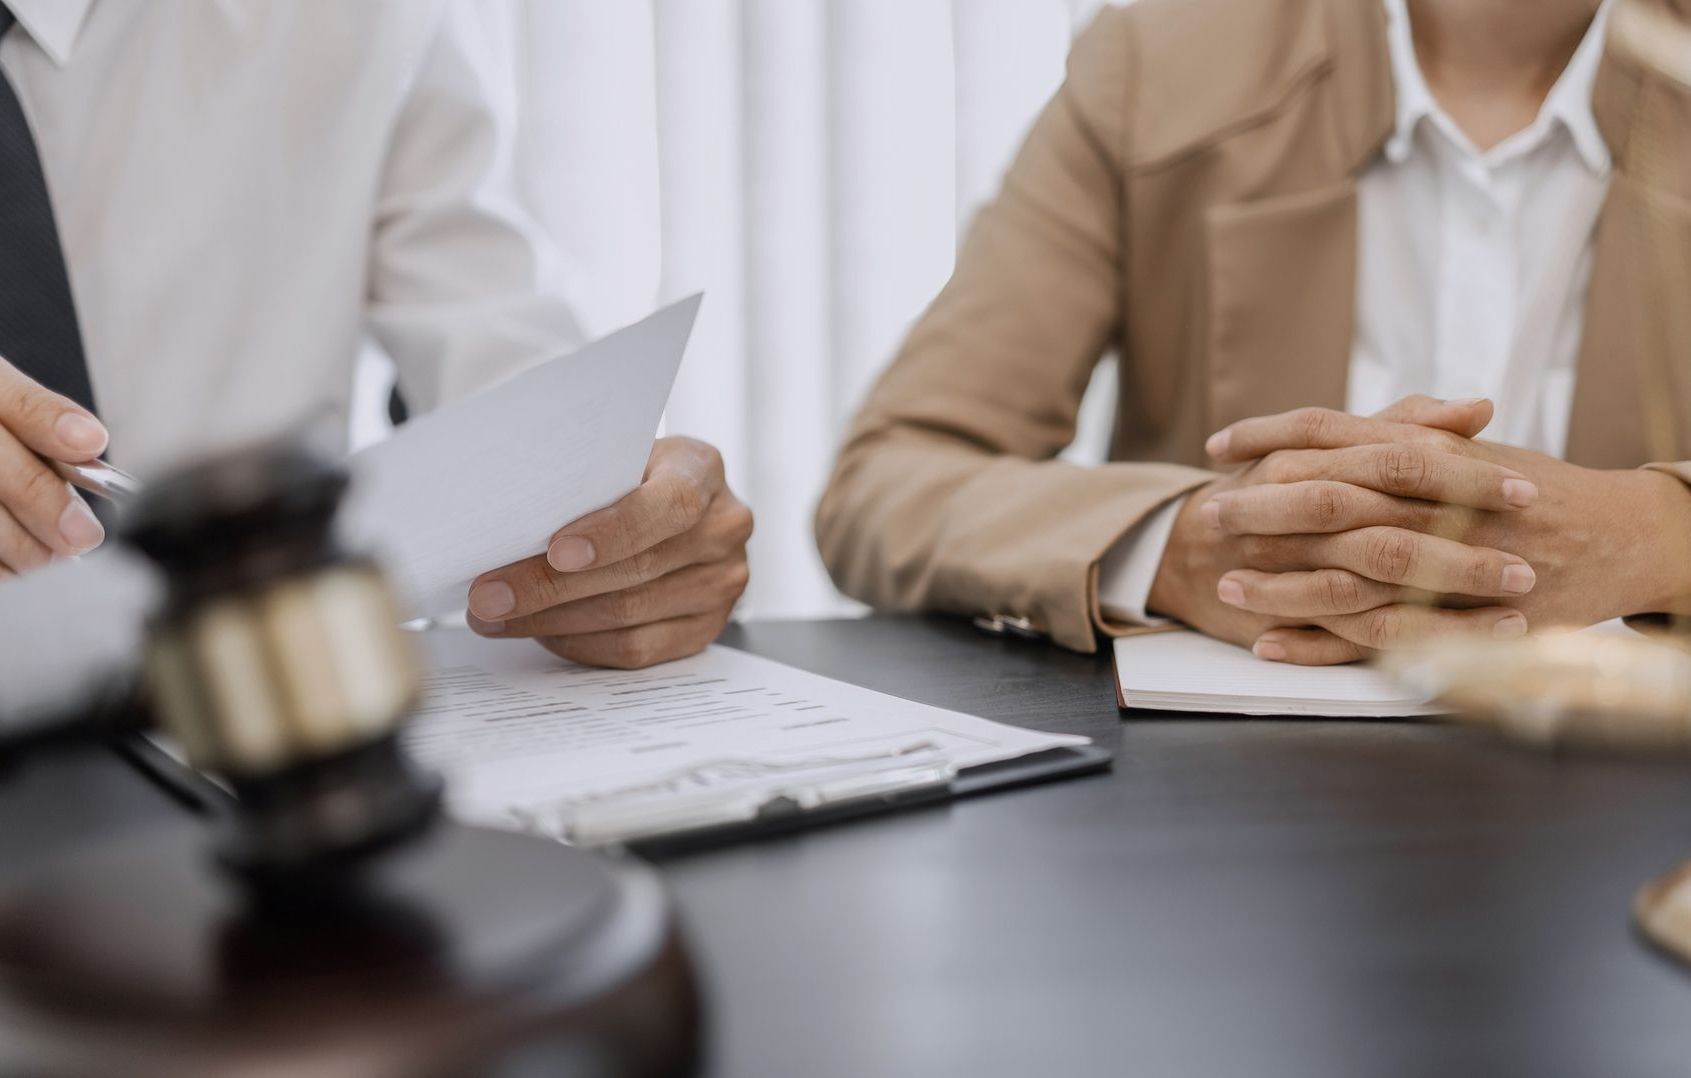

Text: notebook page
xmin=1113 ymin=629 xmax=1444 ymax=717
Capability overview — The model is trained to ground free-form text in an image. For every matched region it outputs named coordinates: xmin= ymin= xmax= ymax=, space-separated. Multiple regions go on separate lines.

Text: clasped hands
xmin=1147 ymin=396 xmax=1691 ymax=666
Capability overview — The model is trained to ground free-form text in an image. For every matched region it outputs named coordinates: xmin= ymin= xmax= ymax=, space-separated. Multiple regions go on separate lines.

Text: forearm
xmin=815 ymin=427 xmax=1212 ymax=653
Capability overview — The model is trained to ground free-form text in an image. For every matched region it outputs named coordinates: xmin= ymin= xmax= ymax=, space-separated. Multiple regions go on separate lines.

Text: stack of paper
xmin=1113 ymin=630 xmax=1448 ymax=718
xmin=406 ymin=635 xmax=1091 ymax=846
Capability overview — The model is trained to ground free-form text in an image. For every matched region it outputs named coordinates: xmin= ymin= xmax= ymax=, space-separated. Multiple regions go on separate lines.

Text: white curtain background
xmin=389 ymin=0 xmax=1125 ymax=618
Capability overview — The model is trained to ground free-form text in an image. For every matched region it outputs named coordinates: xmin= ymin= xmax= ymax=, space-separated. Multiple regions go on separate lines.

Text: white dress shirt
xmin=1098 ymin=0 xmax=1614 ymax=625
xmin=1 ymin=0 xmax=587 ymax=475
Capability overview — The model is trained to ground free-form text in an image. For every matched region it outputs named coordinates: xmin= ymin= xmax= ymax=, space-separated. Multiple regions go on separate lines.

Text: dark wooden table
xmin=687 ymin=617 xmax=1691 ymax=1078
xmin=7 ymin=615 xmax=1691 ymax=1078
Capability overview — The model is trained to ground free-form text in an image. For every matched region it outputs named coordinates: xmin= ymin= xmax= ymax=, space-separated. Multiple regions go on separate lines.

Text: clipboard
xmin=119 ymin=734 xmax=1113 ymax=859
xmin=621 ymin=743 xmax=1114 ymax=858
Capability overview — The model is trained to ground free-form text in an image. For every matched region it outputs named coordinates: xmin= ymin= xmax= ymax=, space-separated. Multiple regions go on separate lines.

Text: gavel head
xmin=120 ymin=441 xmax=440 ymax=893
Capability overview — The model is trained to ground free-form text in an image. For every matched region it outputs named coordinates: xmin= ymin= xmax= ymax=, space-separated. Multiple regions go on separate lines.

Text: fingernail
xmin=1217 ymin=577 xmax=1245 ymax=606
xmin=58 ymin=497 xmax=104 ymax=552
xmin=1204 ymin=429 xmax=1231 ymax=458
xmin=1493 ymin=613 xmax=1528 ymax=639
xmin=1501 ymin=478 xmax=1538 ymax=508
xmin=55 ymin=413 xmax=107 ymax=455
xmin=1455 ymin=398 xmax=1487 ymax=408
xmin=1253 ymin=638 xmax=1288 ymax=662
xmin=1500 ymin=563 xmax=1536 ymax=595
xmin=1200 ymin=499 xmax=1222 ymax=528
xmin=468 ymin=580 xmax=516 ymax=620
xmin=547 ymin=536 xmax=596 ymax=572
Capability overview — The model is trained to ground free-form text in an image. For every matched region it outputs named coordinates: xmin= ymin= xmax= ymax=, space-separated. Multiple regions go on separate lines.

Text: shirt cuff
xmin=1096 ymin=496 xmax=1187 ymax=626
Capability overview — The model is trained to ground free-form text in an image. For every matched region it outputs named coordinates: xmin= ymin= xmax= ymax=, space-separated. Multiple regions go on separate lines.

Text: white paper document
xmin=1113 ymin=630 xmax=1448 ymax=719
xmin=404 ymin=637 xmax=1089 ymax=845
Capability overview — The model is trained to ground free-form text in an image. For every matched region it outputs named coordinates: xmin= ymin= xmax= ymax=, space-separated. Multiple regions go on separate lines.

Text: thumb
xmin=0 ymin=356 xmax=107 ymax=462
xmin=1371 ymin=395 xmax=1493 ymax=439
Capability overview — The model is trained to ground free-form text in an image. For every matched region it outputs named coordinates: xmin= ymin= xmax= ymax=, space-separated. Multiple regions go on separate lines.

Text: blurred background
xmin=360 ymin=0 xmax=1125 ymax=619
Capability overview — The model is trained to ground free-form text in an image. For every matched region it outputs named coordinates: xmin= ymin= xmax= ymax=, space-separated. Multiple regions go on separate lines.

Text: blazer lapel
xmin=1571 ymin=29 xmax=1691 ymax=467
xmin=1204 ymin=183 xmax=1359 ymax=433
xmin=1568 ymin=178 xmax=1691 ymax=468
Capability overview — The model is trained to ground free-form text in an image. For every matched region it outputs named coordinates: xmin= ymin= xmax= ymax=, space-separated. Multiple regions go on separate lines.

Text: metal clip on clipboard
xmin=515 ymin=742 xmax=962 ymax=849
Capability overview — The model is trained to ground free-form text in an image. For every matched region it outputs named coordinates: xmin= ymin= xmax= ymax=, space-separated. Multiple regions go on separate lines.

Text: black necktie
xmin=0 ymin=4 xmax=96 ymax=413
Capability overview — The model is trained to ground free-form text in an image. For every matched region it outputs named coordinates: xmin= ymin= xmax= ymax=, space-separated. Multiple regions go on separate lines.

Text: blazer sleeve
xmin=814 ymin=9 xmax=1212 ymax=654
xmin=1646 ymin=462 xmax=1691 ymax=488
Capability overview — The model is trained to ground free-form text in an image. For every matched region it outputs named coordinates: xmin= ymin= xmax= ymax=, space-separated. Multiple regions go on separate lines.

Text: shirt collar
xmin=1380 ymin=0 xmax=1613 ymax=175
xmin=4 ymin=0 xmax=96 ymax=66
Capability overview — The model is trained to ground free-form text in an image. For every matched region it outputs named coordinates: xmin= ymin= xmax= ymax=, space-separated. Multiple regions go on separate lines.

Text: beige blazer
xmin=815 ymin=0 xmax=1691 ymax=654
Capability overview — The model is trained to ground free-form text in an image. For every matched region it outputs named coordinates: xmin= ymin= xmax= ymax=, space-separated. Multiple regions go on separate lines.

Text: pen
xmin=49 ymin=457 xmax=144 ymax=505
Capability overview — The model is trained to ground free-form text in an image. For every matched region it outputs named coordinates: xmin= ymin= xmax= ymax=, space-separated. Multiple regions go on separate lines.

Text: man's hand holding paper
xmin=466 ymin=435 xmax=753 ymax=669
xmin=346 ymin=296 xmax=750 ymax=671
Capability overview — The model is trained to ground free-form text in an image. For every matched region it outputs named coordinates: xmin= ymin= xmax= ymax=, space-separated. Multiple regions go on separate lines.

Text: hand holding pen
xmin=0 ymin=354 xmax=117 ymax=576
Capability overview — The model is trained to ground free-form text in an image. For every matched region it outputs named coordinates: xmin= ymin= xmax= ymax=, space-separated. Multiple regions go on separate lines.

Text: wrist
xmin=1628 ymin=470 xmax=1691 ymax=615
xmin=1147 ymin=483 xmax=1218 ymax=622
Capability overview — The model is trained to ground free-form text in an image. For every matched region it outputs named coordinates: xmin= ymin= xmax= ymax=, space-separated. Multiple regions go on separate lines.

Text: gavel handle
xmin=110 ymin=733 xmax=234 ymax=819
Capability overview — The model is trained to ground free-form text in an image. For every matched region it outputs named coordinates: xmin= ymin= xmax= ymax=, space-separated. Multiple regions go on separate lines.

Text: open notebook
xmin=1112 ymin=630 xmax=1449 ymax=718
